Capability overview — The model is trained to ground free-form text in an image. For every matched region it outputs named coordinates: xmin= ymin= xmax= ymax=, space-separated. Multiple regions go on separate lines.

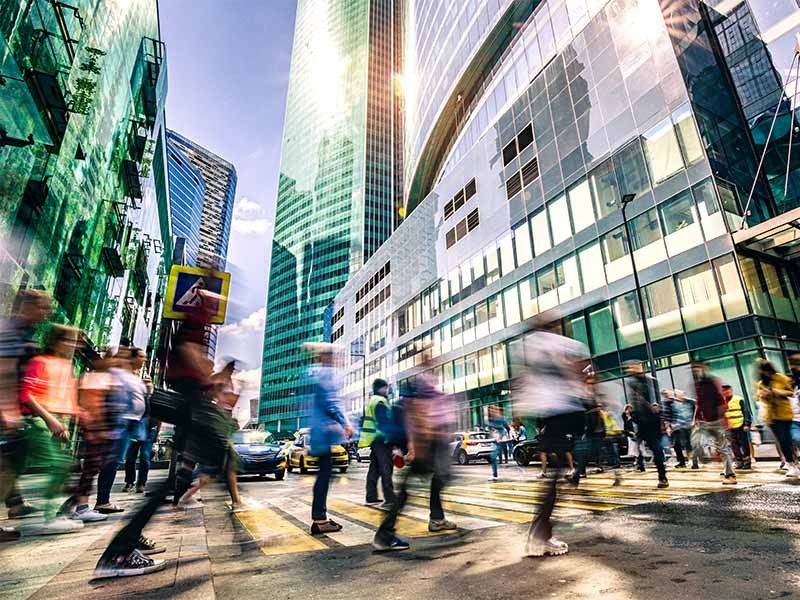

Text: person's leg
xmin=124 ymin=442 xmax=139 ymax=486
xmin=365 ymin=446 xmax=380 ymax=502
xmin=173 ymin=460 xmax=197 ymax=505
xmin=375 ymin=466 xmax=409 ymax=543
xmin=527 ymin=466 xmax=560 ymax=547
xmin=643 ymin=428 xmax=667 ymax=482
xmin=226 ymin=464 xmax=241 ymax=504
xmin=539 ymin=451 xmax=548 ymax=475
xmin=97 ymin=432 xmax=130 ymax=507
xmin=671 ymin=431 xmax=685 ymax=466
xmin=792 ymin=421 xmax=800 ymax=453
xmin=374 ymin=442 xmax=395 ymax=503
xmin=771 ymin=422 xmax=795 ymax=466
xmin=711 ymin=424 xmax=734 ymax=477
xmin=137 ymin=439 xmax=152 ymax=487
xmin=490 ymin=440 xmax=500 ymax=478
xmin=570 ymin=436 xmax=589 ymax=484
xmin=311 ymin=453 xmax=333 ymax=522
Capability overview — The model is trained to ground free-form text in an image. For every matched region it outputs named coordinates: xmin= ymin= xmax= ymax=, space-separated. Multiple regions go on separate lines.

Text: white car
xmin=449 ymin=431 xmax=496 ymax=465
xmin=356 ymin=446 xmax=372 ymax=462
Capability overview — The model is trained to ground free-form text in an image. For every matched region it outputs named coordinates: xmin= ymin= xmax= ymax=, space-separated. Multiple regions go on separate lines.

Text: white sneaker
xmin=176 ymin=497 xmax=203 ymax=510
xmin=39 ymin=518 xmax=84 ymax=535
xmin=786 ymin=465 xmax=799 ymax=479
xmin=73 ymin=508 xmax=109 ymax=522
xmin=229 ymin=498 xmax=261 ymax=513
xmin=525 ymin=536 xmax=569 ymax=557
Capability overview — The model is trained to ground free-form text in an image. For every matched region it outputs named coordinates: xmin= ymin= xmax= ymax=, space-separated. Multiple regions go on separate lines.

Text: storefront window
xmin=712 ymin=254 xmax=748 ymax=319
xmin=564 ymin=313 xmax=590 ymax=348
xmin=588 ymin=303 xmax=617 ymax=355
xmin=630 ymin=207 xmax=667 ymax=268
xmin=568 ymin=177 xmax=595 ymax=233
xmin=578 ymin=241 xmax=606 ymax=292
xmin=548 ymin=194 xmax=572 ymax=245
xmin=643 ymin=278 xmax=683 ymax=339
xmin=659 ymin=189 xmax=702 ymax=256
xmin=613 ymin=291 xmax=645 ymax=348
xmin=676 ymin=263 xmax=724 ymax=330
xmin=601 ymin=226 xmax=632 ymax=282
xmin=692 ymin=178 xmax=727 ymax=240
xmin=643 ymin=117 xmax=683 ymax=184
xmin=532 ymin=208 xmax=552 ymax=255
xmin=514 ymin=220 xmax=533 ymax=265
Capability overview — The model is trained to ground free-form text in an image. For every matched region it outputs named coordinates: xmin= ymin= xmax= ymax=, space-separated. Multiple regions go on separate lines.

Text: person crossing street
xmin=691 ymin=361 xmax=737 ymax=484
xmin=723 ymin=384 xmax=751 ymax=470
xmin=360 ymin=378 xmax=395 ymax=508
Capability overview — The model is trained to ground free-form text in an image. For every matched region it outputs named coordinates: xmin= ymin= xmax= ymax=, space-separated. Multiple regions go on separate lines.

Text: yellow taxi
xmin=285 ymin=428 xmax=349 ymax=474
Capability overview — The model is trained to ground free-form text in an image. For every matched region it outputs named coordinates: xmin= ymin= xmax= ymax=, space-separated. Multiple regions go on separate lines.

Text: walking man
xmin=361 ymin=378 xmax=395 ymax=508
xmin=691 ymin=360 xmax=737 ymax=485
xmin=723 ymin=384 xmax=751 ymax=470
xmin=664 ymin=389 xmax=695 ymax=469
xmin=623 ymin=360 xmax=668 ymax=488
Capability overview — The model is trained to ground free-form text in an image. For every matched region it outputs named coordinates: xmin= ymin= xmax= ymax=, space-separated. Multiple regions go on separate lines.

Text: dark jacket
xmin=694 ymin=376 xmax=727 ymax=422
xmin=627 ymin=374 xmax=661 ymax=427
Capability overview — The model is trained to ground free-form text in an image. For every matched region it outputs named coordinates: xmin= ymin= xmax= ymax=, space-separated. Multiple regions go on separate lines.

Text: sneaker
xmin=136 ymin=484 xmax=146 ymax=494
xmin=39 ymin=518 xmax=84 ymax=535
xmin=379 ymin=501 xmax=395 ymax=511
xmin=488 ymin=476 xmax=499 ymax=482
xmin=691 ymin=463 xmax=700 ymax=470
xmin=1 ymin=526 xmax=20 ymax=542
xmin=122 ymin=483 xmax=134 ymax=493
xmin=525 ymin=536 xmax=569 ymax=557
xmin=95 ymin=503 xmax=125 ymax=514
xmin=310 ymin=520 xmax=342 ymax=535
xmin=657 ymin=480 xmax=669 ymax=489
xmin=612 ymin=471 xmax=623 ymax=486
xmin=675 ymin=463 xmax=687 ymax=469
xmin=365 ymin=499 xmax=381 ymax=506
xmin=373 ymin=535 xmax=410 ymax=552
xmin=428 ymin=518 xmax=457 ymax=532
xmin=740 ymin=463 xmax=752 ymax=470
xmin=229 ymin=498 xmax=261 ymax=513
xmin=176 ymin=497 xmax=202 ymax=510
xmin=7 ymin=502 xmax=41 ymax=519
xmin=93 ymin=549 xmax=167 ymax=579
xmin=73 ymin=508 xmax=108 ymax=523
xmin=536 ymin=472 xmax=547 ymax=479
xmin=722 ymin=475 xmax=738 ymax=485
xmin=785 ymin=465 xmax=799 ymax=479
xmin=137 ymin=535 xmax=166 ymax=555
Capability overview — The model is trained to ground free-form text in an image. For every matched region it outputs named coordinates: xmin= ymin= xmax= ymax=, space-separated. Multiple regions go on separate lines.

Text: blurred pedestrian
xmin=488 ymin=404 xmax=506 ymax=481
xmin=510 ymin=319 xmax=589 ymax=557
xmin=623 ymin=404 xmax=645 ymax=472
xmin=374 ymin=346 xmax=457 ymax=551
xmin=0 ymin=288 xmax=51 ymax=523
xmin=722 ymin=384 xmax=751 ymax=470
xmin=664 ymin=389 xmax=695 ymax=469
xmin=624 ymin=360 xmax=668 ymax=488
xmin=789 ymin=355 xmax=800 ymax=458
xmin=361 ymin=378 xmax=395 ymax=508
xmin=571 ymin=374 xmax=622 ymax=486
xmin=691 ymin=360 xmax=737 ymax=484
xmin=306 ymin=343 xmax=352 ymax=535
xmin=513 ymin=418 xmax=527 ymax=442
xmin=756 ymin=359 xmax=797 ymax=479
xmin=124 ymin=376 xmax=157 ymax=494
xmin=19 ymin=325 xmax=83 ymax=533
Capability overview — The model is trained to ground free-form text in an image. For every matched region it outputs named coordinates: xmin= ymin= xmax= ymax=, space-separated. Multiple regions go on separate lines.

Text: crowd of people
xmin=4 ymin=291 xmax=800 ymax=574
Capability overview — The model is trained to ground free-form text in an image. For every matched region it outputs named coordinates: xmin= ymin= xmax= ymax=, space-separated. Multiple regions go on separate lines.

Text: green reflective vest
xmin=359 ymin=395 xmax=389 ymax=447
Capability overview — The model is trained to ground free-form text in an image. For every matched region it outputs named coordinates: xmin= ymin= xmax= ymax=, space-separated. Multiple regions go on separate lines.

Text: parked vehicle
xmin=449 ymin=431 xmax=496 ymax=465
xmin=284 ymin=428 xmax=349 ymax=474
xmin=232 ymin=430 xmax=286 ymax=480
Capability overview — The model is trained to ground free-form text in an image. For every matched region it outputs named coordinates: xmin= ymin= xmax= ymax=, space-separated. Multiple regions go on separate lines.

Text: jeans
xmin=0 ymin=430 xmax=27 ymax=510
xmin=573 ymin=434 xmax=619 ymax=482
xmin=124 ymin=438 xmax=153 ymax=486
xmin=769 ymin=420 xmax=795 ymax=464
xmin=366 ymin=441 xmax=395 ymax=503
xmin=692 ymin=420 xmax=735 ymax=476
xmin=376 ymin=438 xmax=448 ymax=542
xmin=97 ymin=421 xmax=136 ymax=505
xmin=637 ymin=423 xmax=667 ymax=481
xmin=529 ymin=468 xmax=559 ymax=542
xmin=312 ymin=453 xmax=333 ymax=521
xmin=792 ymin=421 xmax=800 ymax=451
xmin=728 ymin=427 xmax=751 ymax=467
xmin=490 ymin=440 xmax=502 ymax=477
xmin=671 ymin=429 xmax=691 ymax=465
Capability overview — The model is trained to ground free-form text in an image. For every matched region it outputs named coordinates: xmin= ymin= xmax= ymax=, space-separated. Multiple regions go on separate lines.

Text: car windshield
xmin=232 ymin=430 xmax=274 ymax=445
xmin=469 ymin=432 xmax=491 ymax=440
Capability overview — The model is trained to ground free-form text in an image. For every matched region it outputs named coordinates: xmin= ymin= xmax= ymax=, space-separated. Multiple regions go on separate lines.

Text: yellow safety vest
xmin=359 ymin=395 xmax=389 ymax=448
xmin=725 ymin=395 xmax=745 ymax=429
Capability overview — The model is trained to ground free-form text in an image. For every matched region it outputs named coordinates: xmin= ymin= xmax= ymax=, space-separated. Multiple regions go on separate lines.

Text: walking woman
xmin=756 ymin=359 xmax=798 ymax=478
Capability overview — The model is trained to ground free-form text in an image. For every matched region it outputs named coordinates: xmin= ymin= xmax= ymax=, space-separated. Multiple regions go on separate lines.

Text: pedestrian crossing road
xmin=229 ymin=463 xmax=788 ymax=557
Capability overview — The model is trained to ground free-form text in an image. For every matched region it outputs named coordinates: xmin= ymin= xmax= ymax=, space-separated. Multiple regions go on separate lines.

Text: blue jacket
xmin=308 ymin=365 xmax=348 ymax=456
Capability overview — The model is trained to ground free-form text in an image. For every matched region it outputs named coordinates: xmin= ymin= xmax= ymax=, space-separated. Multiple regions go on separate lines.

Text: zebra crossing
xmin=231 ymin=464 xmax=784 ymax=557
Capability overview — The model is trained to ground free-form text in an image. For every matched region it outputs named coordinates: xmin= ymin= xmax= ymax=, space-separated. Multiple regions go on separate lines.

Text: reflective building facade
xmin=166 ymin=134 xmax=205 ymax=266
xmin=330 ymin=0 xmax=800 ymax=429
xmin=260 ymin=0 xmax=404 ymax=430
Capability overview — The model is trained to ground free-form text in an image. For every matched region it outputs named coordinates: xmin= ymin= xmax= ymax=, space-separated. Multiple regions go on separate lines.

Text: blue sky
xmin=160 ymin=1 xmax=297 ymax=398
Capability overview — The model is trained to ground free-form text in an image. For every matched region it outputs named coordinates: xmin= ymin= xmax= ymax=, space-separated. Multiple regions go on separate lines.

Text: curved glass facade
xmin=166 ymin=135 xmax=205 ymax=266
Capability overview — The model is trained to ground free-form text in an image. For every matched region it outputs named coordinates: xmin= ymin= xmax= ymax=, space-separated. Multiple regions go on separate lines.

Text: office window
xmin=448 ymin=269 xmax=461 ymax=305
xmin=761 ymin=262 xmax=798 ymax=321
xmin=643 ymin=117 xmax=683 ymax=184
xmin=590 ymin=158 xmax=619 ymax=218
xmin=659 ymin=189 xmax=702 ymax=256
xmin=676 ymin=263 xmax=724 ymax=330
xmin=564 ymin=314 xmax=590 ymax=348
xmin=463 ymin=306 xmax=476 ymax=345
xmin=441 ymin=319 xmax=452 ymax=354
xmin=601 ymin=226 xmax=632 ymax=282
xmin=532 ymin=208 xmax=552 ymax=255
xmin=588 ymin=303 xmax=617 ymax=355
xmin=514 ymin=220 xmax=533 ymax=265
xmin=439 ymin=278 xmax=450 ymax=312
xmin=548 ymin=194 xmax=572 ymax=245
xmin=475 ymin=299 xmax=490 ymax=339
xmin=692 ymin=178 xmax=726 ymax=240
xmin=518 ymin=123 xmax=534 ymax=152
xmin=630 ymin=207 xmax=666 ymax=268
xmin=614 ymin=140 xmax=650 ymax=197
xmin=503 ymin=140 xmax=518 ymax=166
xmin=453 ymin=357 xmax=466 ymax=393
xmin=568 ymin=177 xmax=594 ymax=233
xmin=499 ymin=233 xmax=516 ymax=275
xmin=442 ymin=362 xmax=454 ymax=395
xmin=578 ymin=242 xmax=606 ymax=292
xmin=465 ymin=352 xmax=479 ymax=390
xmin=451 ymin=314 xmax=464 ymax=351
xmin=478 ymin=347 xmax=494 ymax=386
xmin=461 ymin=261 xmax=473 ymax=297
xmin=485 ymin=243 xmax=500 ymax=284
xmin=643 ymin=278 xmax=683 ymax=339
xmin=504 ymin=286 xmax=521 ymax=326
xmin=739 ymin=257 xmax=772 ymax=317
xmin=471 ymin=252 xmax=486 ymax=291
xmin=712 ymin=254 xmax=747 ymax=319
xmin=519 ymin=275 xmax=538 ymax=319
xmin=558 ymin=255 xmax=581 ymax=304
xmin=536 ymin=265 xmax=559 ymax=311
xmin=493 ymin=343 xmax=508 ymax=382
xmin=488 ymin=294 xmax=505 ymax=333
xmin=673 ymin=104 xmax=704 ymax=165
xmin=613 ymin=291 xmax=645 ymax=348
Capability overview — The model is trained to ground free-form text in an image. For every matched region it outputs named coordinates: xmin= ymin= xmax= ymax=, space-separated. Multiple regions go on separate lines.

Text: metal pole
xmin=622 ymin=203 xmax=657 ymax=380
xmin=784 ymin=53 xmax=800 ymax=197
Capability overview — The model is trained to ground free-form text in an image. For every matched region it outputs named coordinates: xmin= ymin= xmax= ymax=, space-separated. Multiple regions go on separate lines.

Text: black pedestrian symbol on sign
xmin=175 ymin=277 xmax=207 ymax=308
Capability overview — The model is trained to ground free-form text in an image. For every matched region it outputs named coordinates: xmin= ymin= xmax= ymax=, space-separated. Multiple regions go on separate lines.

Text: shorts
xmin=539 ymin=411 xmax=585 ymax=455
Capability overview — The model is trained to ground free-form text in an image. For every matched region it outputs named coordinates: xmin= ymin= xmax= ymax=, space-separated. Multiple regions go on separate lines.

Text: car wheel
xmin=457 ymin=450 xmax=469 ymax=465
xmin=300 ymin=457 xmax=308 ymax=474
xmin=514 ymin=448 xmax=530 ymax=467
xmin=274 ymin=470 xmax=285 ymax=481
xmin=339 ymin=467 xmax=347 ymax=473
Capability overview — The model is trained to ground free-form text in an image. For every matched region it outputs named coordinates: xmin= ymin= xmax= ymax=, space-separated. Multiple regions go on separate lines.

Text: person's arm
xmin=318 ymin=375 xmax=352 ymax=437
xmin=0 ymin=357 xmax=21 ymax=430
xmin=374 ymin=402 xmax=390 ymax=432
xmin=741 ymin=397 xmax=752 ymax=429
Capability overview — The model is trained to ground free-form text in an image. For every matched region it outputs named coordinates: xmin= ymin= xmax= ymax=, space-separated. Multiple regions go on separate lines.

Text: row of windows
xmin=506 ymin=156 xmax=539 ymax=200
xmin=331 ymin=306 xmax=344 ymax=326
xmin=355 ymin=284 xmax=391 ymax=324
xmin=443 ymin=178 xmax=477 ymax=221
xmin=502 ymin=123 xmax=534 ymax=166
xmin=444 ymin=208 xmax=480 ymax=249
xmin=356 ymin=260 xmax=391 ymax=303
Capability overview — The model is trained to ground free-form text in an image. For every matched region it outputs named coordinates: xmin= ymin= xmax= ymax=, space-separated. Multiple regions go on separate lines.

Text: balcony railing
xmin=131 ymin=37 xmax=167 ymax=131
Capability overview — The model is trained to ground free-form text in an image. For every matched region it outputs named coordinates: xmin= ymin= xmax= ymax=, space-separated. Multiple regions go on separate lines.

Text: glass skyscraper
xmin=327 ymin=0 xmax=800 ymax=431
xmin=166 ymin=134 xmax=205 ymax=265
xmin=166 ymin=130 xmax=237 ymax=271
xmin=260 ymin=0 xmax=404 ymax=430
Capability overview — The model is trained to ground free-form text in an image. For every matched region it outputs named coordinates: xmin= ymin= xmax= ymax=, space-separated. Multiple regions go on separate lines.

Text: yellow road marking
xmin=324 ymin=497 xmax=448 ymax=537
xmin=235 ymin=507 xmax=328 ymax=556
xmin=405 ymin=495 xmax=533 ymax=523
xmin=439 ymin=486 xmax=629 ymax=511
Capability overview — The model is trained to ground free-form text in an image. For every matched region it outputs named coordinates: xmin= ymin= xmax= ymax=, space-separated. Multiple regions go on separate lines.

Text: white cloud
xmin=233 ymin=196 xmax=263 ymax=217
xmin=233 ymin=367 xmax=261 ymax=395
xmin=232 ymin=218 xmax=272 ymax=236
xmin=219 ymin=306 xmax=266 ymax=336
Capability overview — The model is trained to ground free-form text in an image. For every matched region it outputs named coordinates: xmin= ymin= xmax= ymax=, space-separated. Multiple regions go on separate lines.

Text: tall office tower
xmin=166 ymin=130 xmax=237 ymax=272
xmin=166 ymin=136 xmax=206 ymax=266
xmin=260 ymin=0 xmax=404 ymax=431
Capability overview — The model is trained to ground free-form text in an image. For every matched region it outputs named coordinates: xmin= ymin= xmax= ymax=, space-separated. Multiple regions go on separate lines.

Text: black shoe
xmin=311 ymin=520 xmax=342 ymax=535
xmin=122 ymin=483 xmax=134 ymax=493
xmin=7 ymin=503 xmax=41 ymax=518
xmin=93 ymin=549 xmax=166 ymax=579
xmin=1 ymin=526 xmax=20 ymax=542
xmin=137 ymin=535 xmax=166 ymax=555
xmin=373 ymin=535 xmax=410 ymax=552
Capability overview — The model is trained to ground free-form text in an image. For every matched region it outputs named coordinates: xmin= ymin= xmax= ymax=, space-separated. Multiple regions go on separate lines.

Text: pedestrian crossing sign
xmin=162 ymin=265 xmax=231 ymax=324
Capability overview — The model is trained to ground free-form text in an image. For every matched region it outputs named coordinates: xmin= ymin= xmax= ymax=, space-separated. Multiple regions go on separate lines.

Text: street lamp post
xmin=620 ymin=193 xmax=658 ymax=379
